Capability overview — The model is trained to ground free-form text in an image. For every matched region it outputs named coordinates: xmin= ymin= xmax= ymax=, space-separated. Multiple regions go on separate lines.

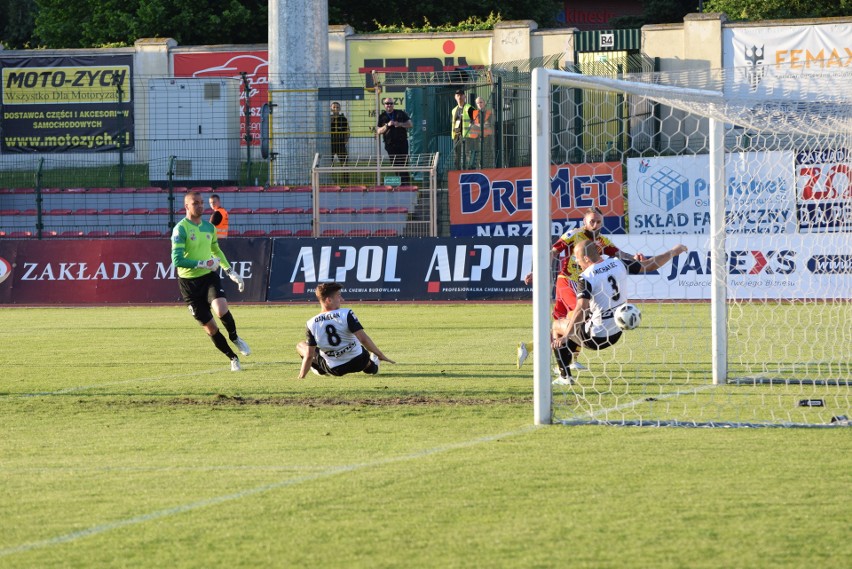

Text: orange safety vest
xmin=469 ymin=109 xmax=494 ymax=138
xmin=211 ymin=206 xmax=229 ymax=238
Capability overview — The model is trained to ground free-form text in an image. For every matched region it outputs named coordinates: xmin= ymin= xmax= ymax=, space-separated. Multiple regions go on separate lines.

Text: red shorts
xmin=552 ymin=276 xmax=578 ymax=320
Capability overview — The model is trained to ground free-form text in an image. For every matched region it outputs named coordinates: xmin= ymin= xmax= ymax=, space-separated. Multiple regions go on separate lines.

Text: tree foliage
xmin=32 ymin=0 xmax=267 ymax=48
xmin=0 ymin=0 xmax=38 ymax=48
xmin=702 ymin=0 xmax=852 ymax=21
xmin=4 ymin=0 xmax=563 ymax=49
xmin=372 ymin=13 xmax=503 ymax=34
xmin=4 ymin=0 xmax=852 ymax=50
xmin=331 ymin=1 xmax=562 ymax=32
xmin=610 ymin=0 xmax=697 ymax=29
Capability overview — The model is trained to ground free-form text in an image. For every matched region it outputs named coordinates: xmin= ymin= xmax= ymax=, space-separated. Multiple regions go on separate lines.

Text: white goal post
xmin=531 ymin=66 xmax=851 ymax=427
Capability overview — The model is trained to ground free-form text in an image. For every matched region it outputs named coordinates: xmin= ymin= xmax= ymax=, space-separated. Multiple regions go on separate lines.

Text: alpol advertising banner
xmin=0 ymin=54 xmax=134 ymax=152
xmin=0 ymin=238 xmax=271 ymax=304
xmin=617 ymin=234 xmax=852 ymax=301
xmin=448 ymin=163 xmax=625 ymax=237
xmin=268 ymin=237 xmax=533 ymax=301
xmin=795 ymin=148 xmax=852 ymax=232
xmin=173 ymin=51 xmax=267 ymax=147
xmin=627 ymin=152 xmax=796 ymax=234
xmin=723 ymin=23 xmax=852 ymax=99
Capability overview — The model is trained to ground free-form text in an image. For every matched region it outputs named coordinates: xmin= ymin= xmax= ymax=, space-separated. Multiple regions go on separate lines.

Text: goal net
xmin=530 ymin=65 xmax=851 ymax=427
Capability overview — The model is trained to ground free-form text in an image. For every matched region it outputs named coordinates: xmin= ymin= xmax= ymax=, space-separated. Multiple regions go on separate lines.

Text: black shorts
xmin=578 ymin=328 xmax=622 ymax=350
xmin=178 ymin=272 xmax=226 ymax=324
xmin=312 ymin=347 xmax=372 ymax=376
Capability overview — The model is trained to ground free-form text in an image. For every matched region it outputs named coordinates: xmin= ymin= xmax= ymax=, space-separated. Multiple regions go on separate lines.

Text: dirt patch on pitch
xmin=114 ymin=394 xmax=530 ymax=407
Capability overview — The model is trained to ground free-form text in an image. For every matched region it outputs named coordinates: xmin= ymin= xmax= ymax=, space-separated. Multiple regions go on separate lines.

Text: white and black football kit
xmin=574 ymin=256 xmax=644 ymax=349
xmin=305 ymin=308 xmax=375 ymax=375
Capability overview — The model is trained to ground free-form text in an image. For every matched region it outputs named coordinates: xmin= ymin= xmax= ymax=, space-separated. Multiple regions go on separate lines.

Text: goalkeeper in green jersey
xmin=171 ymin=191 xmax=251 ymax=371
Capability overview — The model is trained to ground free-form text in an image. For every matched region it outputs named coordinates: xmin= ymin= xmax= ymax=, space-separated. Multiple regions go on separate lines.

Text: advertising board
xmin=449 ymin=163 xmax=625 ymax=237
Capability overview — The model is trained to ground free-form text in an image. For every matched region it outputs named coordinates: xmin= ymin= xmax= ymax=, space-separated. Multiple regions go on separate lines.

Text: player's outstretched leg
xmin=569 ymin=347 xmax=587 ymax=371
xmin=552 ymin=345 xmax=574 ymax=385
xmin=219 ymin=311 xmax=251 ymax=356
xmin=209 ymin=329 xmax=241 ymax=372
xmin=517 ymin=342 xmax=530 ymax=368
xmin=364 ymin=353 xmax=380 ymax=375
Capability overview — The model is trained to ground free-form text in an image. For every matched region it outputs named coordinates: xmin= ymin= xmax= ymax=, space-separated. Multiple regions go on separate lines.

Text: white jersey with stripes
xmin=305 ymin=308 xmax=364 ymax=367
xmin=577 ymin=257 xmax=641 ymax=337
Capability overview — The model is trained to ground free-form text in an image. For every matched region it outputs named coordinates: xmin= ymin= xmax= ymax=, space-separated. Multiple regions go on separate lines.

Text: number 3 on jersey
xmin=607 ymin=275 xmax=621 ymax=302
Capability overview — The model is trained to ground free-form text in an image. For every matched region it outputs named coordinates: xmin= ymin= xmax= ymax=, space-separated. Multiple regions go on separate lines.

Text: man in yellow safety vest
xmin=451 ymin=89 xmax=475 ymax=171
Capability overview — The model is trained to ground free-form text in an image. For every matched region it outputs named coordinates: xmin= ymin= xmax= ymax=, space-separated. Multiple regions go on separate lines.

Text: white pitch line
xmin=0 ymin=465 xmax=330 ymax=474
xmin=0 ymin=424 xmax=540 ymax=559
xmin=574 ymin=383 xmax=719 ymax=421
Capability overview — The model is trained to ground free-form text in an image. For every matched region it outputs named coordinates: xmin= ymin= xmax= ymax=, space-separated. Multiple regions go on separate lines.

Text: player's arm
xmin=396 ymin=112 xmax=413 ymax=129
xmin=298 ymin=345 xmax=316 ymax=379
xmin=552 ymin=296 xmax=590 ymax=347
xmin=612 ymin=248 xmax=649 ymax=263
xmin=354 ymin=330 xmax=395 ymax=364
xmin=170 ymin=225 xmax=211 ymax=269
xmin=638 ymin=244 xmax=688 ymax=272
xmin=210 ymin=236 xmax=231 ymax=271
xmin=210 ymin=211 xmax=223 ymax=225
xmin=170 ymin=225 xmax=188 ymax=267
xmin=523 ymin=244 xmax=563 ymax=285
xmin=346 ymin=311 xmax=395 ymax=363
xmin=211 ymin=236 xmax=247 ymax=291
xmin=298 ymin=328 xmax=318 ymax=378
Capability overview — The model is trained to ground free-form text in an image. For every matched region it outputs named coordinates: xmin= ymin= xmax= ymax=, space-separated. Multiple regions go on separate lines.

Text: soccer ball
xmin=614 ymin=303 xmax=642 ymax=331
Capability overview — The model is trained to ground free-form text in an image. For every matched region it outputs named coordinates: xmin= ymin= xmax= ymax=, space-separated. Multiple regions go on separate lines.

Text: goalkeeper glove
xmin=197 ymin=257 xmax=220 ymax=271
xmin=227 ymin=269 xmax=245 ymax=293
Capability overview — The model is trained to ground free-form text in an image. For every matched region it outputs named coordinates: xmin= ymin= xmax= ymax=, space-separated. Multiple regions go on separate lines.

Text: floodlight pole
xmin=531 ymin=68 xmax=552 ymax=425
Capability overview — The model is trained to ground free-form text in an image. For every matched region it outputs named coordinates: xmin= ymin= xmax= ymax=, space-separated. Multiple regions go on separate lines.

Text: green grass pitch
xmin=0 ymin=304 xmax=849 ymax=567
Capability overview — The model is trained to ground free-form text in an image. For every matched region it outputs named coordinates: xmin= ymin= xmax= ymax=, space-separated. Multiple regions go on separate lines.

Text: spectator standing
xmin=450 ymin=89 xmax=475 ymax=170
xmin=330 ymin=101 xmax=350 ymax=184
xmin=469 ymin=96 xmax=495 ymax=168
xmin=208 ymin=194 xmax=229 ymax=239
xmin=376 ymin=97 xmax=412 ymax=184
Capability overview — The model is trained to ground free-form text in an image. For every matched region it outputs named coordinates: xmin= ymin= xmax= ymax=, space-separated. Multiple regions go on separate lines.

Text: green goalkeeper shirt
xmin=171 ymin=217 xmax=232 ymax=279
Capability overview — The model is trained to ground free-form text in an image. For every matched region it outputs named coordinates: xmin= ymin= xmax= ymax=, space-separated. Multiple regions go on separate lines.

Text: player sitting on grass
xmin=547 ymin=239 xmax=687 ymax=384
xmin=297 ymin=282 xmax=395 ymax=378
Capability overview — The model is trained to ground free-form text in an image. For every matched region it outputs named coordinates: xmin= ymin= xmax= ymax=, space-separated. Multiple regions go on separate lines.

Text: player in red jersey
xmin=518 ymin=207 xmax=646 ymax=373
